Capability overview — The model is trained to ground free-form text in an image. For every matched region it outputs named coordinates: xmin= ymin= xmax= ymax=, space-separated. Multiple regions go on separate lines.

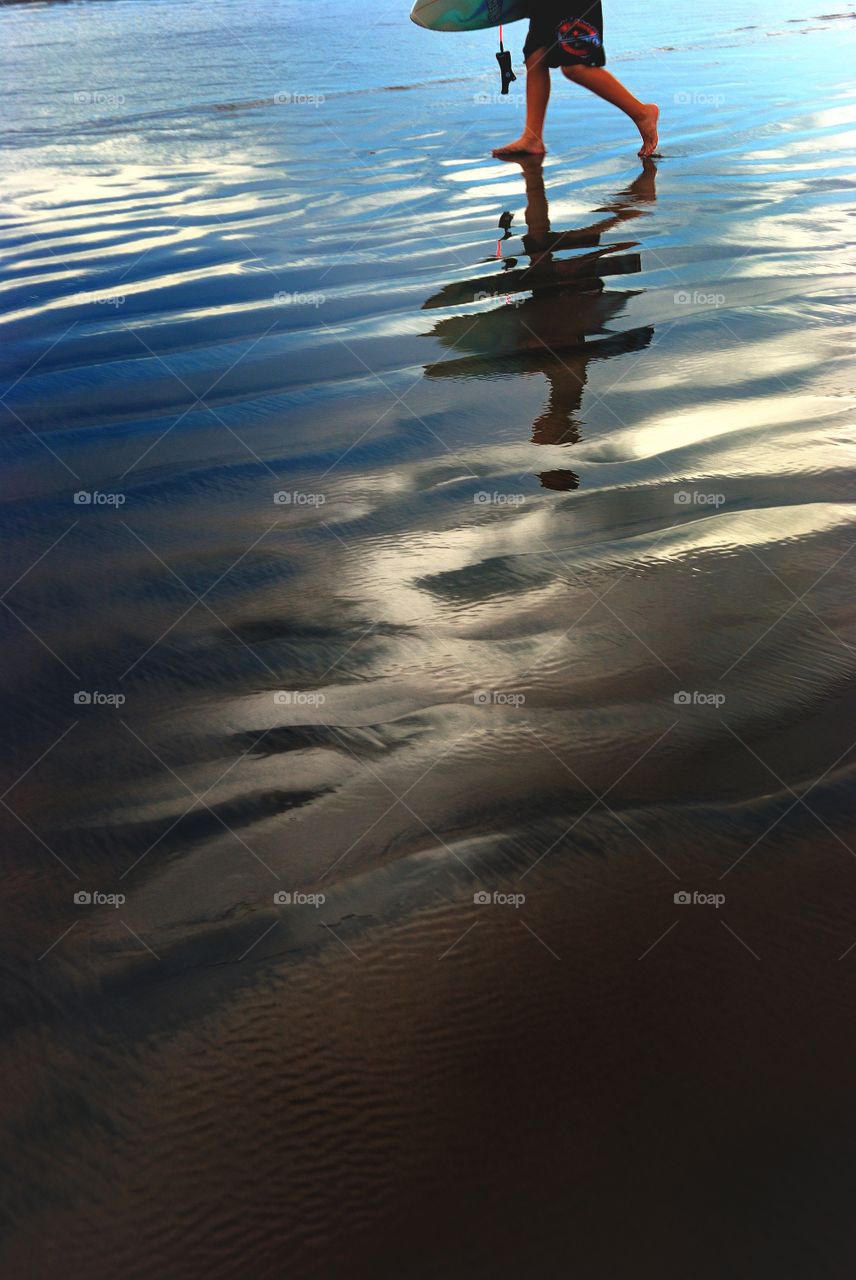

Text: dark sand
xmin=2 ymin=1 xmax=856 ymax=1275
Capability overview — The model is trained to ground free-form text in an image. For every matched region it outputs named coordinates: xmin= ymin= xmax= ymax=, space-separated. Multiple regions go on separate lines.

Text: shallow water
xmin=2 ymin=1 xmax=856 ymax=1276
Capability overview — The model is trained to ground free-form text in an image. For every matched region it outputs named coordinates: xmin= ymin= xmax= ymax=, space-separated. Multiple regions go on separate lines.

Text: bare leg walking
xmin=493 ymin=48 xmax=551 ymax=156
xmin=492 ymin=5 xmax=660 ymax=159
xmin=562 ymin=65 xmax=659 ymax=156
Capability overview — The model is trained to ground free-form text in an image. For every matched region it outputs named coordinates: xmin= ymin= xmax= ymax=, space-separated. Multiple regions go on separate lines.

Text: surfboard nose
xmin=410 ymin=0 xmax=530 ymax=34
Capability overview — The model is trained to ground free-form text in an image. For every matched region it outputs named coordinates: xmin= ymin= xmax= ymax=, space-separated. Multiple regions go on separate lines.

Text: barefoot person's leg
xmin=562 ymin=64 xmax=660 ymax=156
xmin=492 ymin=49 xmax=551 ymax=157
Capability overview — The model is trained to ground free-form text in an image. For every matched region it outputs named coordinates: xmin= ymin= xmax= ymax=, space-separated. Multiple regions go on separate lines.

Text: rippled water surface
xmin=3 ymin=0 xmax=856 ymax=1276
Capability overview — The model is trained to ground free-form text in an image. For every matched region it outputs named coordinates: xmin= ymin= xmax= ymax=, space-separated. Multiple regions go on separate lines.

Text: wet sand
xmin=2 ymin=0 xmax=856 ymax=1275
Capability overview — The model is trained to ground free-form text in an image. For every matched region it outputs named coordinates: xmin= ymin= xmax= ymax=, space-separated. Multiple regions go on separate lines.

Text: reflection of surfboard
xmin=422 ymin=247 xmax=643 ymax=310
xmin=410 ymin=0 xmax=529 ymax=33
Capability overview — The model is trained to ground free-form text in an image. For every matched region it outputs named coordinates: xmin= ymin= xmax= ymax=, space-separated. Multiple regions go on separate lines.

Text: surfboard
xmin=410 ymin=0 xmax=529 ymax=33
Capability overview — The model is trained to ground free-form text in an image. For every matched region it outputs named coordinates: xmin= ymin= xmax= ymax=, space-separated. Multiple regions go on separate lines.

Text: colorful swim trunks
xmin=523 ymin=1 xmax=607 ymax=68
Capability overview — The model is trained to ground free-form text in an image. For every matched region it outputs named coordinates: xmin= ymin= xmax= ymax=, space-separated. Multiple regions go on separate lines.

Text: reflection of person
xmin=493 ymin=2 xmax=660 ymax=159
xmin=423 ymin=158 xmax=657 ymax=480
xmin=518 ymin=151 xmax=656 ymax=264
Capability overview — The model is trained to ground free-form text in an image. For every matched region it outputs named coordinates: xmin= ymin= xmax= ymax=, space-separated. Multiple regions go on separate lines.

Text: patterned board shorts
xmin=523 ymin=1 xmax=607 ymax=68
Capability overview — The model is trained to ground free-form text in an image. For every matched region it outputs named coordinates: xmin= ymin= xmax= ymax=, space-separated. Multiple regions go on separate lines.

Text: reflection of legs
xmin=544 ymin=156 xmax=659 ymax=248
xmin=562 ymin=65 xmax=660 ymax=156
xmin=587 ymin=157 xmax=659 ymax=233
xmin=492 ymin=49 xmax=550 ymax=156
xmin=531 ymin=360 xmax=587 ymax=446
xmin=538 ymin=468 xmax=580 ymax=491
xmin=505 ymin=154 xmax=658 ymax=258
xmin=518 ymin=155 xmax=549 ymax=247
xmin=612 ymin=156 xmax=658 ymax=208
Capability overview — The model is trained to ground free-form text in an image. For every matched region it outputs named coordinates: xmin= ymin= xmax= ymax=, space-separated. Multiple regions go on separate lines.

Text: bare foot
xmin=635 ymin=103 xmax=660 ymax=157
xmin=492 ymin=132 xmax=546 ymax=158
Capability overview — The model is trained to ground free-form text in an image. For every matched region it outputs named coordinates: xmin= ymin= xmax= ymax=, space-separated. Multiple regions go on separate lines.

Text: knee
xmin=561 ymin=63 xmax=586 ymax=83
xmin=525 ymin=47 xmax=550 ymax=72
